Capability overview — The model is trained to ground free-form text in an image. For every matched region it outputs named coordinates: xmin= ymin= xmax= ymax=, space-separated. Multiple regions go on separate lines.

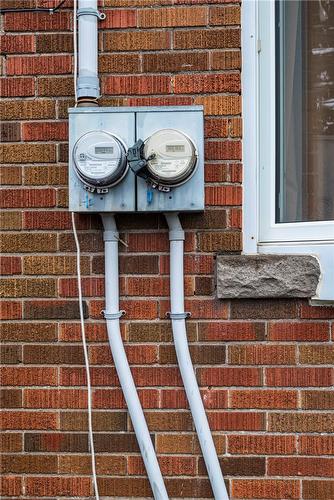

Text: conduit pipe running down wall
xmin=102 ymin=215 xmax=169 ymax=500
xmin=165 ymin=213 xmax=229 ymax=500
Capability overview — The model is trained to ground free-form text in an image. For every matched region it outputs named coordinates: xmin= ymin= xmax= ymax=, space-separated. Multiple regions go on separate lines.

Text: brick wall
xmin=1 ymin=1 xmax=333 ymax=499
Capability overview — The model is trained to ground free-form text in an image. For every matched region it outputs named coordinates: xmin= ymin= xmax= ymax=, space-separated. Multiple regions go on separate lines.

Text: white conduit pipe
xmin=165 ymin=213 xmax=229 ymax=500
xmin=102 ymin=215 xmax=169 ymax=500
xmin=77 ymin=0 xmax=102 ymax=100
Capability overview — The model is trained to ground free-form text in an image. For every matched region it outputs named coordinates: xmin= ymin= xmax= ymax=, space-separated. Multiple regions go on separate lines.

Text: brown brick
xmin=0 ymin=77 xmax=35 ymax=97
xmin=300 ymin=302 xmax=334 ymax=319
xmin=0 ymin=188 xmax=56 ymax=208
xmin=268 ymin=321 xmax=330 ymax=341
xmin=143 ymin=51 xmax=208 ymax=73
xmin=299 ymin=435 xmax=334 ymax=455
xmin=156 ymin=434 xmax=202 ymax=454
xmin=139 ymin=6 xmax=206 ymax=27
xmin=128 ymin=322 xmax=173 ymax=342
xmin=1 ymin=322 xmax=56 ymax=342
xmin=303 ymin=481 xmax=334 ymax=500
xmin=198 ymin=367 xmax=261 ymax=387
xmin=113 ymin=255 xmax=159 ymax=274
xmin=174 ymin=28 xmax=240 ymax=49
xmin=104 ymin=30 xmax=170 ymax=52
xmin=0 ymin=411 xmax=57 ymax=430
xmin=25 ymin=476 xmax=92 ymax=497
xmin=24 ymin=211 xmax=88 ymax=230
xmin=103 ymin=74 xmax=171 ymax=95
xmin=160 ymin=344 xmax=225 ymax=365
xmin=228 ymin=434 xmax=297 ymax=455
xmin=60 ymin=412 xmax=127 ymax=432
xmin=194 ymin=276 xmax=214 ymax=295
xmin=212 ymin=50 xmax=241 ymax=70
xmin=24 ymin=300 xmax=88 ymax=320
xmin=58 ymin=142 xmax=69 ymax=162
xmin=232 ymin=479 xmax=300 ymax=499
xmin=93 ymin=388 xmax=158 ymax=409
xmin=0 ymin=455 xmax=57 ymax=474
xmin=37 ymin=76 xmax=73 ymax=96
xmin=36 ymin=33 xmax=73 ymax=53
xmin=4 ymin=11 xmax=72 ymax=32
xmin=210 ymin=6 xmax=241 ymax=25
xmin=230 ymin=299 xmax=299 ymax=319
xmin=0 ymin=389 xmax=22 ymax=408
xmin=0 ymin=433 xmax=22 ymax=452
xmin=0 ymin=99 xmax=55 ymax=121
xmin=97 ymin=478 xmax=152 ymax=498
xmin=230 ymin=390 xmax=297 ymax=409
xmin=90 ymin=344 xmax=158 ymax=365
xmin=1 ymin=122 xmax=21 ymax=142
xmin=268 ymin=457 xmax=334 ymax=477
xmin=269 ymin=412 xmax=334 ymax=433
xmin=100 ymin=53 xmax=140 ymax=74
xmin=208 ymin=412 xmax=264 ymax=431
xmin=59 ymin=455 xmax=126 ymax=475
xmin=23 ymin=345 xmax=84 ymax=365
xmin=0 ymin=166 xmax=22 ymax=185
xmin=129 ymin=455 xmax=196 ymax=476
xmin=56 ymin=187 xmax=69 ymax=207
xmin=0 ymin=233 xmax=57 ymax=253
xmin=22 ymin=121 xmax=68 ymax=141
xmin=0 ymin=301 xmax=22 ymax=320
xmin=59 ymin=232 xmax=103 ymax=252
xmin=175 ymin=72 xmax=240 ymax=94
xmin=1 ymin=144 xmax=56 ymax=164
xmin=229 ymin=345 xmax=296 ymax=365
xmin=0 ymin=476 xmax=22 ymax=497
xmin=1 ymin=278 xmax=56 ymax=298
xmin=200 ymin=456 xmax=265 ymax=477
xmin=24 ymin=165 xmax=68 ymax=186
xmin=299 ymin=345 xmax=334 ymax=364
xmin=266 ymin=367 xmax=333 ymax=387
xmin=0 ymin=345 xmax=22 ymax=364
xmin=0 ymin=34 xmax=35 ymax=54
xmin=198 ymin=231 xmax=241 ymax=251
xmin=24 ymin=255 xmax=89 ymax=276
xmin=24 ymin=433 xmax=89 ymax=453
xmin=301 ymin=390 xmax=334 ymax=409
xmin=198 ymin=322 xmax=265 ymax=341
xmin=0 ymin=256 xmax=21 ymax=275
xmin=195 ymin=94 xmax=241 ymax=115
xmin=90 ymin=298 xmax=158 ymax=320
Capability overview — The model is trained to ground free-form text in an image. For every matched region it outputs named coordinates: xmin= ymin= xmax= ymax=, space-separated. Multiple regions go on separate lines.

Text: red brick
xmin=198 ymin=322 xmax=265 ymax=341
xmin=58 ymin=277 xmax=104 ymax=297
xmin=103 ymin=74 xmax=171 ymax=95
xmin=0 ymin=77 xmax=35 ymax=97
xmin=128 ymin=455 xmax=196 ymax=476
xmin=24 ymin=389 xmax=87 ymax=409
xmin=0 ymin=34 xmax=35 ymax=53
xmin=210 ymin=6 xmax=241 ymax=26
xmin=22 ymin=121 xmax=68 ymax=141
xmin=89 ymin=299 xmax=158 ymax=320
xmin=228 ymin=345 xmax=296 ymax=365
xmin=0 ymin=476 xmax=22 ymax=497
xmin=229 ymin=208 xmax=242 ymax=228
xmin=0 ymin=367 xmax=57 ymax=386
xmin=89 ymin=344 xmax=158 ymax=365
xmin=208 ymin=412 xmax=264 ymax=431
xmin=0 ymin=454 xmax=57 ymax=474
xmin=205 ymin=163 xmax=230 ymax=183
xmin=268 ymin=321 xmax=330 ymax=341
xmin=266 ymin=367 xmax=333 ymax=387
xmin=0 ymin=256 xmax=21 ymax=275
xmin=0 ymin=189 xmax=55 ymax=208
xmin=0 ymin=433 xmax=22 ymax=452
xmin=228 ymin=434 xmax=297 ymax=455
xmin=59 ymin=323 xmax=108 ymax=342
xmin=0 ymin=301 xmax=22 ymax=320
xmin=101 ymin=9 xmax=136 ymax=28
xmin=232 ymin=479 xmax=300 ymax=499
xmin=299 ymin=435 xmax=334 ymax=455
xmin=25 ymin=477 xmax=92 ymax=497
xmin=268 ymin=457 xmax=334 ymax=477
xmin=230 ymin=390 xmax=297 ymax=409
xmin=198 ymin=367 xmax=261 ymax=387
xmin=205 ymin=140 xmax=242 ymax=160
xmin=205 ymin=185 xmax=242 ymax=205
xmin=160 ymin=388 xmax=227 ymax=409
xmin=174 ymin=73 xmax=240 ymax=93
xmin=0 ymin=411 xmax=57 ymax=430
xmin=160 ymin=298 xmax=228 ymax=319
xmin=195 ymin=94 xmax=241 ymax=115
xmin=139 ymin=7 xmax=207 ymax=27
xmin=4 ymin=12 xmax=72 ymax=32
xmin=212 ymin=50 xmax=241 ymax=70
xmin=300 ymin=303 xmax=334 ymax=319
xmin=7 ymin=55 xmax=72 ymax=75
xmin=93 ymin=388 xmax=159 ymax=409
xmin=205 ymin=118 xmax=229 ymax=138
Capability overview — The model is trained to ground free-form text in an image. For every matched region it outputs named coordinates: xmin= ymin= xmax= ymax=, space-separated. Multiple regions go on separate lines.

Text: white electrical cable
xmin=73 ymin=0 xmax=78 ymax=105
xmin=71 ymin=212 xmax=100 ymax=500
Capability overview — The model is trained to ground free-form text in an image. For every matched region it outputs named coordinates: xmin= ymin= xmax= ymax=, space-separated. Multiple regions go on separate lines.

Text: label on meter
xmin=144 ymin=129 xmax=197 ymax=185
xmin=73 ymin=131 xmax=127 ymax=189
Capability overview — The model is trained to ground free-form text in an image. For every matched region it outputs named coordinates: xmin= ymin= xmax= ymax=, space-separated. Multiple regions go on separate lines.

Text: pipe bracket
xmin=103 ymin=230 xmax=119 ymax=242
xmin=102 ymin=310 xmax=125 ymax=320
xmin=77 ymin=7 xmax=106 ymax=20
xmin=166 ymin=311 xmax=191 ymax=320
xmin=168 ymin=229 xmax=185 ymax=241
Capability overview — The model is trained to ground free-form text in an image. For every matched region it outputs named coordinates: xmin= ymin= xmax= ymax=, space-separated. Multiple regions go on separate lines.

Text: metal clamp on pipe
xmin=167 ymin=312 xmax=191 ymax=320
xmin=77 ymin=7 xmax=106 ymax=20
xmin=102 ymin=310 xmax=125 ymax=320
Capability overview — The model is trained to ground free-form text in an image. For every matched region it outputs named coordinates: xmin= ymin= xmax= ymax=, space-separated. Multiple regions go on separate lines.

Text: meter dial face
xmin=144 ymin=129 xmax=197 ymax=186
xmin=73 ymin=131 xmax=127 ymax=188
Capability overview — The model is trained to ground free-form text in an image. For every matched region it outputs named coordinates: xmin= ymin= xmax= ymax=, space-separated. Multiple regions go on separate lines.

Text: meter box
xmin=131 ymin=107 xmax=204 ymax=212
xmin=68 ymin=108 xmax=135 ymax=213
xmin=68 ymin=106 xmax=204 ymax=213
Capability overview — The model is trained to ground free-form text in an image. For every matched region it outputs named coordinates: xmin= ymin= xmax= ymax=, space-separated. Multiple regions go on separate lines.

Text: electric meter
xmin=73 ymin=130 xmax=127 ymax=192
xmin=144 ymin=129 xmax=197 ymax=186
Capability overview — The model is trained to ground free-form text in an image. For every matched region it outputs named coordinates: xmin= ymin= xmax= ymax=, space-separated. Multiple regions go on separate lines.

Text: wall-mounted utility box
xmin=68 ymin=106 xmax=204 ymax=213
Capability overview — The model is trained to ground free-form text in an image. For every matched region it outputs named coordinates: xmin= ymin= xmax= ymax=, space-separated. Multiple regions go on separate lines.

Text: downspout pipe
xmin=102 ymin=215 xmax=169 ymax=500
xmin=164 ymin=212 xmax=229 ymax=500
xmin=77 ymin=0 xmax=104 ymax=104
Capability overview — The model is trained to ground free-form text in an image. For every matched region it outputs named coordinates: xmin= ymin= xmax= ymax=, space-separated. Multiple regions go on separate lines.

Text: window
xmin=242 ymin=0 xmax=334 ymax=301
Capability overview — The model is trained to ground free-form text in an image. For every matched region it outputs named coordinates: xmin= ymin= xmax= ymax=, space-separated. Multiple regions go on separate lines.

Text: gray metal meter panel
xmin=69 ymin=108 xmax=135 ymax=213
xmin=136 ymin=107 xmax=204 ymax=212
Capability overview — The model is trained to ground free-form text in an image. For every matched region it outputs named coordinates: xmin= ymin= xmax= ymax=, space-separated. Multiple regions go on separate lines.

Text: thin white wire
xmin=71 ymin=212 xmax=100 ymax=500
xmin=73 ymin=0 xmax=78 ymax=105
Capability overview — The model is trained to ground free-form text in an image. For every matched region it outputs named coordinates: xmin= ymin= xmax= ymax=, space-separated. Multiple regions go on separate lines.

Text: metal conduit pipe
xmin=164 ymin=212 xmax=229 ymax=500
xmin=102 ymin=215 xmax=169 ymax=500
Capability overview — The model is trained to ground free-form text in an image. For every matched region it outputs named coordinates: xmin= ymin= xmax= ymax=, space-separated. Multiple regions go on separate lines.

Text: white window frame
xmin=242 ymin=0 xmax=334 ymax=302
